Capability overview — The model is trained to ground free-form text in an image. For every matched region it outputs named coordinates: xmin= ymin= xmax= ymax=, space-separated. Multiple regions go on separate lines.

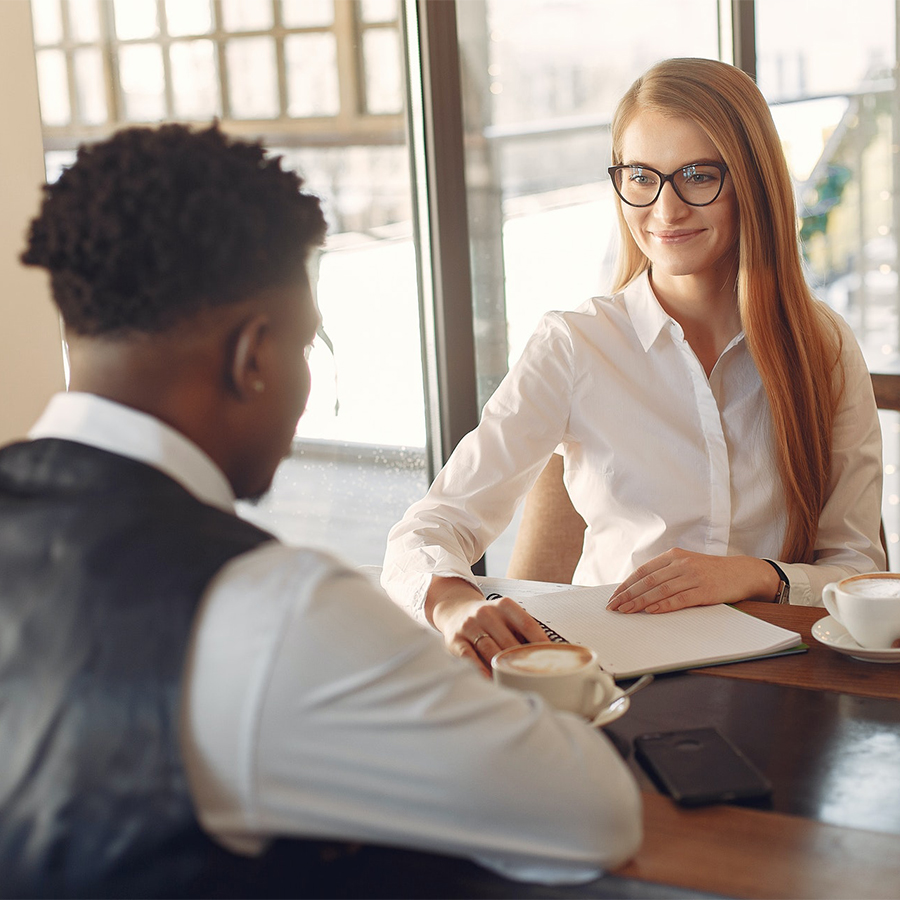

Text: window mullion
xmin=157 ymin=0 xmax=175 ymax=120
xmin=404 ymin=0 xmax=479 ymax=473
xmin=731 ymin=0 xmax=757 ymax=79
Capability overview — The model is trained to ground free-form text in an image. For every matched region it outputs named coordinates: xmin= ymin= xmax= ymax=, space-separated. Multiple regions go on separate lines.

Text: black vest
xmin=0 ymin=438 xmax=302 ymax=898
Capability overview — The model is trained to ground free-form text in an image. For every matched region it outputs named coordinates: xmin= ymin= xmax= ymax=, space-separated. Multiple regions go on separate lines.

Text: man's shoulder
xmin=212 ymin=541 xmax=380 ymax=607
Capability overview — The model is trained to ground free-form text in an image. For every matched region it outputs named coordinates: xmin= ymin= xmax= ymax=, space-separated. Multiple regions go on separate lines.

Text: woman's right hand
xmin=426 ymin=576 xmax=550 ymax=675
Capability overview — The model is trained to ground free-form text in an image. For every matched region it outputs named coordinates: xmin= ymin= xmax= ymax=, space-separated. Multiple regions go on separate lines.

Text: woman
xmin=382 ymin=58 xmax=885 ymax=670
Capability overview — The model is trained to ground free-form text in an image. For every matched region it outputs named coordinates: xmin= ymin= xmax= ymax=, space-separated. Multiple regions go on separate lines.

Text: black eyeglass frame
xmin=607 ymin=161 xmax=729 ymax=208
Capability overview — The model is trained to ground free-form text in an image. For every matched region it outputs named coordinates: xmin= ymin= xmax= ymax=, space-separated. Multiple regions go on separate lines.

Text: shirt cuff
xmin=770 ymin=561 xmax=814 ymax=606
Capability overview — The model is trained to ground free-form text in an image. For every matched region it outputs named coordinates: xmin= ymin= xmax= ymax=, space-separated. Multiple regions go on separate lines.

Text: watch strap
xmin=762 ymin=559 xmax=790 ymax=604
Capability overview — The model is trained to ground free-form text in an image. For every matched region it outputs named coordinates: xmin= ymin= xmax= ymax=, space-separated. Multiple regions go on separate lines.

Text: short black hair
xmin=22 ymin=123 xmax=327 ymax=335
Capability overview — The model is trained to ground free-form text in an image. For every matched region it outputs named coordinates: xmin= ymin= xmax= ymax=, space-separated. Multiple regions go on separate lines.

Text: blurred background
xmin=24 ymin=0 xmax=900 ymax=572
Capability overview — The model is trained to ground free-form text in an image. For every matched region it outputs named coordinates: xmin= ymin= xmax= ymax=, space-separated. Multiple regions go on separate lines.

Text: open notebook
xmin=477 ymin=576 xmax=805 ymax=680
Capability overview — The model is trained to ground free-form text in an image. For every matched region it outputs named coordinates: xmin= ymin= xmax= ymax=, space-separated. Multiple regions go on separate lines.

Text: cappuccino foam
xmin=499 ymin=644 xmax=592 ymax=675
xmin=842 ymin=575 xmax=900 ymax=599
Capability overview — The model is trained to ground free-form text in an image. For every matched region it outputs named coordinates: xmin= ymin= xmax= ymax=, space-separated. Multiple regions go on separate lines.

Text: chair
xmin=507 ymin=372 xmax=900 ymax=583
xmin=506 ymin=453 xmax=584 ymax=583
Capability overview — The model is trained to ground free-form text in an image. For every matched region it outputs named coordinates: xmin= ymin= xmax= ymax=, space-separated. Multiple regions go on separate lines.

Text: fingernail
xmin=619 ymin=601 xmax=635 ymax=613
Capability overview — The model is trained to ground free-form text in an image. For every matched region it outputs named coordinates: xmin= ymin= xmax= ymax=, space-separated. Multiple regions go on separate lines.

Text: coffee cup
xmin=822 ymin=573 xmax=900 ymax=649
xmin=492 ymin=642 xmax=615 ymax=720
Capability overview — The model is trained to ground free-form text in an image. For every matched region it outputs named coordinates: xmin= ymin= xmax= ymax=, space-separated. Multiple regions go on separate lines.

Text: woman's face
xmin=617 ymin=109 xmax=739 ymax=286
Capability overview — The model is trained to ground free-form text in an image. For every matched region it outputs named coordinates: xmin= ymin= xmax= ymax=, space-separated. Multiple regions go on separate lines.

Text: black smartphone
xmin=634 ymin=727 xmax=772 ymax=807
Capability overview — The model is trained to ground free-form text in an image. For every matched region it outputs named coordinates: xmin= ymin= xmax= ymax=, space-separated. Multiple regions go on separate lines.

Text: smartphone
xmin=634 ymin=727 xmax=772 ymax=807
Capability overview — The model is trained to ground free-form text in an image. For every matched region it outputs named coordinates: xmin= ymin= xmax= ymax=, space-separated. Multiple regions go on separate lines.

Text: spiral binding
xmin=484 ymin=592 xmax=569 ymax=643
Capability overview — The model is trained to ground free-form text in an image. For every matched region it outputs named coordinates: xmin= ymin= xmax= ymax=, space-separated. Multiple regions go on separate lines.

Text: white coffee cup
xmin=492 ymin=643 xmax=615 ymax=720
xmin=822 ymin=573 xmax=900 ymax=649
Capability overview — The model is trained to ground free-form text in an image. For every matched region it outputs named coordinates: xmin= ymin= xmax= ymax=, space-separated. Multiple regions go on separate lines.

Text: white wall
xmin=0 ymin=0 xmax=65 ymax=444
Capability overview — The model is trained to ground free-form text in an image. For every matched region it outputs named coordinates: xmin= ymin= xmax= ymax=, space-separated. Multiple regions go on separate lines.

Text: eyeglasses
xmin=607 ymin=162 xmax=729 ymax=207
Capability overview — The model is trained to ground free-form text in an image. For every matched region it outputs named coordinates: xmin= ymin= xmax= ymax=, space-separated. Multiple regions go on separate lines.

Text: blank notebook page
xmin=512 ymin=584 xmax=802 ymax=679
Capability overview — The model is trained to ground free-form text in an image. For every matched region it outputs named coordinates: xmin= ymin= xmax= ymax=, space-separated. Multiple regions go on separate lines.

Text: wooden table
xmin=319 ymin=601 xmax=900 ymax=899
xmin=603 ymin=602 xmax=900 ymax=899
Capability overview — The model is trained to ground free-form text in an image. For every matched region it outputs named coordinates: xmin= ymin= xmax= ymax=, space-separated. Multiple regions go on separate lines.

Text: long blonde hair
xmin=610 ymin=58 xmax=843 ymax=563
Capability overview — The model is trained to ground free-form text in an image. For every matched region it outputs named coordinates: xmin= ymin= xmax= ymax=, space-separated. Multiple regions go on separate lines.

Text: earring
xmin=253 ymin=380 xmax=265 ymax=393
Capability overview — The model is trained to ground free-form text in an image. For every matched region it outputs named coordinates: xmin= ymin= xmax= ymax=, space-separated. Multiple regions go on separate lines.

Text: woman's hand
xmin=426 ymin=576 xmax=550 ymax=674
xmin=606 ymin=549 xmax=781 ymax=614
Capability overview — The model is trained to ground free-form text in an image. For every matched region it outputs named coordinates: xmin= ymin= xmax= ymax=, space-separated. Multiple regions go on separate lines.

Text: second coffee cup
xmin=492 ymin=642 xmax=615 ymax=720
xmin=822 ymin=573 xmax=900 ymax=650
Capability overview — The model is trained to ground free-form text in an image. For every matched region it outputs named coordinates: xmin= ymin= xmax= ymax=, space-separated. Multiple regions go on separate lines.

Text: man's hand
xmin=426 ymin=576 xmax=550 ymax=674
xmin=606 ymin=549 xmax=781 ymax=614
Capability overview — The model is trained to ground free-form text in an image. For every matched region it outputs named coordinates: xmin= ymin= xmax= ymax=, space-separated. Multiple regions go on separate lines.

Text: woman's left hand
xmin=606 ymin=549 xmax=780 ymax=614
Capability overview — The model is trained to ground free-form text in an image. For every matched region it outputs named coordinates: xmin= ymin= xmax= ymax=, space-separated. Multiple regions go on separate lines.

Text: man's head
xmin=22 ymin=123 xmax=328 ymax=499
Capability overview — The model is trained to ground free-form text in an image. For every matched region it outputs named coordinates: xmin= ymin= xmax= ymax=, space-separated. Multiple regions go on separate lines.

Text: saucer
xmin=811 ymin=616 xmax=900 ymax=663
xmin=589 ymin=688 xmax=630 ymax=728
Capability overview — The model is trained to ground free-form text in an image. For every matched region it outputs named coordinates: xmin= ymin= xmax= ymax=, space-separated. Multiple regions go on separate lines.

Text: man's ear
xmin=228 ymin=313 xmax=271 ymax=401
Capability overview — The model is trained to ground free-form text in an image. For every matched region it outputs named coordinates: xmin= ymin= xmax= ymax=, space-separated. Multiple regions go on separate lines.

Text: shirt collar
xmin=622 ymin=270 xmax=745 ymax=354
xmin=623 ymin=270 xmax=678 ymax=351
xmin=29 ymin=392 xmax=236 ymax=512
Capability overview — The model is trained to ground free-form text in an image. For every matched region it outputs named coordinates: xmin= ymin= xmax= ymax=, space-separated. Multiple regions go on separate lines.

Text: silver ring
xmin=472 ymin=632 xmax=490 ymax=648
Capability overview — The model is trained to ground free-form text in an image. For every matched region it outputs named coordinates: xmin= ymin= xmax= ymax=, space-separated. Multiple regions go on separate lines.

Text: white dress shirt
xmin=382 ymin=272 xmax=884 ymax=621
xmin=29 ymin=391 xmax=642 ymax=884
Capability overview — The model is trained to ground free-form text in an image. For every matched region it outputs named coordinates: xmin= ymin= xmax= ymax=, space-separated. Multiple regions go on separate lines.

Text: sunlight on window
xmin=363 ymin=28 xmax=403 ymax=114
xmin=226 ymin=37 xmax=279 ymax=119
xmin=35 ymin=49 xmax=70 ymax=126
xmin=165 ymin=0 xmax=213 ymax=37
xmin=171 ymin=40 xmax=220 ymax=119
xmin=119 ymin=43 xmax=166 ymax=121
xmin=73 ymin=47 xmax=107 ymax=125
xmin=221 ymin=0 xmax=273 ymax=32
xmin=31 ymin=0 xmax=64 ymax=45
xmin=68 ymin=0 xmax=101 ymax=42
xmin=113 ymin=0 xmax=159 ymax=41
xmin=360 ymin=0 xmax=398 ymax=24
xmin=282 ymin=0 xmax=334 ymax=28
xmin=285 ymin=34 xmax=339 ymax=117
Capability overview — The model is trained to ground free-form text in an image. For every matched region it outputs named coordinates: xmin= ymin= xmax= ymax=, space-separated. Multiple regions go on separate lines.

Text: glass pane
xmin=756 ymin=0 xmax=899 ymax=567
xmin=281 ymin=0 xmax=334 ymax=27
xmin=165 ymin=0 xmax=213 ymax=36
xmin=226 ymin=36 xmax=279 ymax=118
xmin=221 ymin=0 xmax=273 ymax=31
xmin=118 ymin=43 xmax=166 ymax=121
xmin=67 ymin=0 xmax=101 ymax=42
xmin=44 ymin=149 xmax=77 ymax=184
xmin=31 ymin=0 xmax=64 ymax=46
xmin=457 ymin=0 xmax=720 ymax=574
xmin=35 ymin=48 xmax=71 ymax=126
xmin=171 ymin=40 xmax=220 ymax=119
xmin=362 ymin=27 xmax=402 ymax=114
xmin=113 ymin=0 xmax=159 ymax=40
xmin=73 ymin=46 xmax=107 ymax=124
xmin=284 ymin=33 xmax=339 ymax=117
xmin=360 ymin=0 xmax=397 ymax=24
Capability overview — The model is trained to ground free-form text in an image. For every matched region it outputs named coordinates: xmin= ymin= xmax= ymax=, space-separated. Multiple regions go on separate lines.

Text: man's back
xmin=0 ymin=438 xmax=273 ymax=897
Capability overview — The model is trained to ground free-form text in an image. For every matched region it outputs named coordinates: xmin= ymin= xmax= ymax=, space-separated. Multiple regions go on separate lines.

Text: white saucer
xmin=812 ymin=616 xmax=900 ymax=663
xmin=589 ymin=688 xmax=630 ymax=727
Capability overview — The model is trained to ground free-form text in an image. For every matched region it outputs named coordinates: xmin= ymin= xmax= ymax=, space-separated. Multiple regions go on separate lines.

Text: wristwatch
xmin=763 ymin=559 xmax=790 ymax=604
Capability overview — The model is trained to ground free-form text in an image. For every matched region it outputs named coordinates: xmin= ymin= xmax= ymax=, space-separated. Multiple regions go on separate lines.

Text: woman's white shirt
xmin=382 ymin=272 xmax=884 ymax=622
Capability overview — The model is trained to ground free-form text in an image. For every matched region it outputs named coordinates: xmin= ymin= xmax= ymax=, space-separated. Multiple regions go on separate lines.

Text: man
xmin=0 ymin=123 xmax=640 ymax=898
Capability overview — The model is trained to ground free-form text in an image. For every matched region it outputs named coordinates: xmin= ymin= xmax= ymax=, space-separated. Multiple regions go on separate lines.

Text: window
xmin=28 ymin=0 xmax=900 ymax=572
xmin=29 ymin=0 xmax=429 ymax=568
xmin=756 ymin=0 xmax=899 ymax=566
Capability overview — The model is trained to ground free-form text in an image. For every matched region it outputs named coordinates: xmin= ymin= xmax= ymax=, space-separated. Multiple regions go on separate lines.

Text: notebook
xmin=478 ymin=576 xmax=805 ymax=680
